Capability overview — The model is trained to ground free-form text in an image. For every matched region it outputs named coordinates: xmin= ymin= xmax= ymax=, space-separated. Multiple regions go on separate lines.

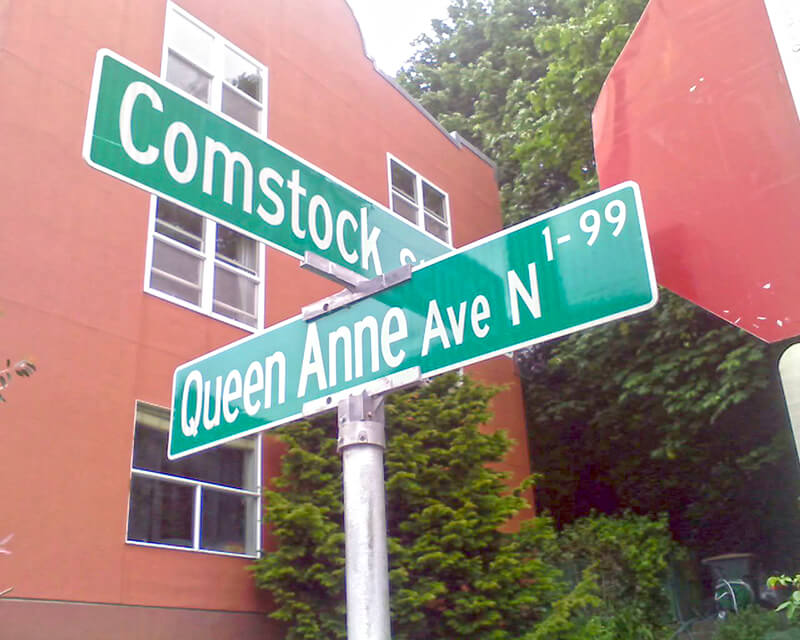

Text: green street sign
xmin=82 ymin=49 xmax=449 ymax=277
xmin=169 ymin=182 xmax=657 ymax=458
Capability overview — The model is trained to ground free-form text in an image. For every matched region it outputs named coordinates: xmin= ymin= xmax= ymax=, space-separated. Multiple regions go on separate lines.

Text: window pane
xmin=391 ymin=192 xmax=419 ymax=224
xmin=425 ymin=214 xmax=449 ymax=242
xmin=224 ymin=48 xmax=262 ymax=101
xmin=390 ymin=161 xmax=417 ymax=201
xmin=222 ymin=85 xmax=261 ymax=131
xmin=213 ymin=267 xmax=257 ymax=324
xmin=170 ymin=12 xmax=213 ymax=68
xmin=200 ymin=489 xmax=254 ymax=554
xmin=128 ymin=475 xmax=194 ymax=548
xmin=166 ymin=52 xmax=211 ymax=103
xmin=151 ymin=240 xmax=203 ymax=305
xmin=216 ymin=225 xmax=257 ymax=273
xmin=132 ymin=424 xmax=255 ymax=490
xmin=422 ymin=183 xmax=447 ymax=222
xmin=150 ymin=271 xmax=202 ymax=306
xmin=155 ymin=200 xmax=203 ymax=250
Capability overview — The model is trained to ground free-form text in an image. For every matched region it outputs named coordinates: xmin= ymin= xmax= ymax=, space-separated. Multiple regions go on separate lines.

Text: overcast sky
xmin=345 ymin=0 xmax=452 ymax=75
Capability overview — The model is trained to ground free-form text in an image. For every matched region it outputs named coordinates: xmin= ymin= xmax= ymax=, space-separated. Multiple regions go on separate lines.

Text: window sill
xmin=126 ymin=539 xmax=259 ymax=559
xmin=144 ymin=287 xmax=261 ymax=333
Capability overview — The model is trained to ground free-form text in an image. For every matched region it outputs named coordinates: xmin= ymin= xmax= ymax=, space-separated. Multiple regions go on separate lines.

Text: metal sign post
xmin=308 ymin=258 xmax=401 ymax=640
xmin=338 ymin=392 xmax=391 ymax=640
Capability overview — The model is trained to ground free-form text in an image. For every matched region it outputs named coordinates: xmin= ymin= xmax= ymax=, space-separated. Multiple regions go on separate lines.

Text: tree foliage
xmin=399 ymin=0 xmax=647 ymax=222
xmin=519 ymin=292 xmax=800 ymax=566
xmin=400 ymin=0 xmax=800 ymax=569
xmin=252 ymin=375 xmax=679 ymax=639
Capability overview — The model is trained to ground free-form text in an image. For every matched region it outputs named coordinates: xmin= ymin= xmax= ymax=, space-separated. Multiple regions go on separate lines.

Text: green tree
xmin=520 ymin=291 xmax=800 ymax=565
xmin=400 ymin=0 xmax=800 ymax=568
xmin=399 ymin=0 xmax=647 ymax=223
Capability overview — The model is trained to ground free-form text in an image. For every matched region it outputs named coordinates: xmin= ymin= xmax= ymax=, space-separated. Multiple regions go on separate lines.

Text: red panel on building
xmin=593 ymin=0 xmax=800 ymax=342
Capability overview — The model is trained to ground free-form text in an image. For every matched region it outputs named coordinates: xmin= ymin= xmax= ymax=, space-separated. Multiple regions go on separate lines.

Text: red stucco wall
xmin=0 ymin=0 xmax=531 ymax=631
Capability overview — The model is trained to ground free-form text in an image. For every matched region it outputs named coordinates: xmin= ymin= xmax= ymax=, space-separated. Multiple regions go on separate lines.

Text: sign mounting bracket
xmin=301 ymin=251 xmax=413 ymax=321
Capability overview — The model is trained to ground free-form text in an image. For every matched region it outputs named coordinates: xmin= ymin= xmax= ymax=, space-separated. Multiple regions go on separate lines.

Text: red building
xmin=0 ymin=1 xmax=531 ymax=637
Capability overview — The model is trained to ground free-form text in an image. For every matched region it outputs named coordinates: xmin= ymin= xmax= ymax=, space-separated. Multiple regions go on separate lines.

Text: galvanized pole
xmin=338 ymin=391 xmax=392 ymax=640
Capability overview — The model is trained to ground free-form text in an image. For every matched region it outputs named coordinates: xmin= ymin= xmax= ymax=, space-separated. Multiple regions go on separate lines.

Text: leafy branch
xmin=768 ymin=574 xmax=800 ymax=619
xmin=0 ymin=358 xmax=36 ymax=402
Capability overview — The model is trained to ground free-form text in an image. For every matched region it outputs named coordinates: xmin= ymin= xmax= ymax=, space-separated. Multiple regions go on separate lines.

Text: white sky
xmin=346 ymin=0 xmax=452 ymax=75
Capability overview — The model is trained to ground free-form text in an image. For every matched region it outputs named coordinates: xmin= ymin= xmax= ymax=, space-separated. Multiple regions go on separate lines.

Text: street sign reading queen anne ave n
xmin=167 ymin=182 xmax=657 ymax=459
xmin=82 ymin=49 xmax=450 ymax=277
xmin=81 ymin=51 xmax=657 ymax=460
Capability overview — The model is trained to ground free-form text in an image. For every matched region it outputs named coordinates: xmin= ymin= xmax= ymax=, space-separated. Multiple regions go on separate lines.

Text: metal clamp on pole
xmin=338 ymin=391 xmax=386 ymax=451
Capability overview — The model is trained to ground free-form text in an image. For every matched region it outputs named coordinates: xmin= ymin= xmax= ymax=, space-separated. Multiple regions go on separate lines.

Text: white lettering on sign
xmin=222 ymin=369 xmax=243 ymax=423
xmin=297 ymin=308 xmax=409 ymax=399
xmin=114 ymin=79 xmax=430 ymax=276
xmin=399 ymin=248 xmax=417 ymax=266
xmin=360 ymin=207 xmax=382 ymax=275
xmin=380 ymin=307 xmax=408 ymax=368
xmin=179 ymin=351 xmax=287 ymax=437
xmin=471 ymin=295 xmax=491 ymax=338
xmin=422 ymin=300 xmax=449 ymax=355
xmin=119 ymin=82 xmax=163 ymax=165
xmin=181 ymin=370 xmax=203 ymax=437
xmin=203 ymin=376 xmax=222 ymax=431
xmin=287 ymin=169 xmax=307 ymax=239
xmin=328 ymin=325 xmax=353 ymax=387
xmin=508 ymin=263 xmax=542 ymax=326
xmin=354 ymin=315 xmax=380 ymax=377
xmin=421 ymin=295 xmax=494 ymax=357
xmin=164 ymin=121 xmax=198 ymax=184
xmin=309 ymin=194 xmax=334 ymax=251
xmin=243 ymin=361 xmax=264 ymax=414
xmin=203 ymin=137 xmax=254 ymax=214
xmin=256 ymin=167 xmax=285 ymax=225
xmin=336 ymin=209 xmax=359 ymax=265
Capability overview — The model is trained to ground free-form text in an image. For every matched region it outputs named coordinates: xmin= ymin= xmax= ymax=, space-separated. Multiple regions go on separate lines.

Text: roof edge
xmin=376 ymin=69 xmax=498 ymax=173
xmin=342 ymin=1 xmax=496 ymax=174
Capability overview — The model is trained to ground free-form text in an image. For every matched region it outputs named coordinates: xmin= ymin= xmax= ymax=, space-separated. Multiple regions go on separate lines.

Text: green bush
xmin=251 ymin=374 xmax=681 ymax=639
xmin=253 ymin=375 xmax=564 ymax=639
xmin=558 ymin=512 xmax=677 ymax=618
xmin=711 ymin=606 xmax=800 ymax=640
xmin=532 ymin=512 xmax=678 ymax=640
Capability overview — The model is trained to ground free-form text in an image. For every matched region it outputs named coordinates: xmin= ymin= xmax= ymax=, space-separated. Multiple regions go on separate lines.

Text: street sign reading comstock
xmin=82 ymin=49 xmax=449 ymax=277
xmin=168 ymin=182 xmax=657 ymax=459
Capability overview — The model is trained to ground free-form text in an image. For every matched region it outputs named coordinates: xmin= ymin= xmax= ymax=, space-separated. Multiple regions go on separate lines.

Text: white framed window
xmin=126 ymin=402 xmax=261 ymax=557
xmin=144 ymin=3 xmax=268 ymax=329
xmin=147 ymin=198 xmax=265 ymax=328
xmin=387 ymin=155 xmax=451 ymax=244
xmin=164 ymin=2 xmax=267 ymax=133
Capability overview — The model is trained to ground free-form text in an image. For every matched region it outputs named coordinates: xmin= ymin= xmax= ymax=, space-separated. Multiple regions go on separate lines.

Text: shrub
xmin=711 ymin=606 xmax=799 ymax=640
xmin=251 ymin=374 xmax=681 ymax=639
